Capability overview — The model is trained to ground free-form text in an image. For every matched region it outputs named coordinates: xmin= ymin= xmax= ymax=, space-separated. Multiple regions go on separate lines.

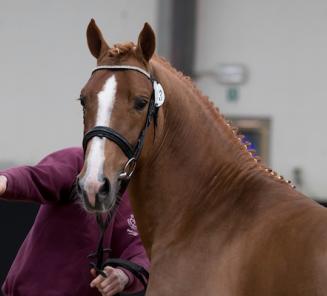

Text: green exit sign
xmin=227 ymin=87 xmax=239 ymax=102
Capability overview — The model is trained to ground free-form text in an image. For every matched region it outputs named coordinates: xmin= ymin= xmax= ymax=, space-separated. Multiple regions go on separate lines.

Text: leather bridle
xmin=82 ymin=65 xmax=163 ymax=183
xmin=83 ymin=65 xmax=164 ymax=295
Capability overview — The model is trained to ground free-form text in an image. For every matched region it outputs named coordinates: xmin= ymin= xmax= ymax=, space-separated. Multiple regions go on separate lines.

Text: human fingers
xmin=103 ymin=266 xmax=115 ymax=277
xmin=109 ymin=267 xmax=129 ymax=288
xmin=90 ymin=273 xmax=107 ymax=288
xmin=90 ymin=267 xmax=115 ymax=288
xmin=90 ymin=268 xmax=97 ymax=278
xmin=100 ymin=282 xmax=121 ymax=296
xmin=0 ymin=176 xmax=7 ymax=196
xmin=98 ymin=267 xmax=128 ymax=293
xmin=95 ymin=277 xmax=120 ymax=296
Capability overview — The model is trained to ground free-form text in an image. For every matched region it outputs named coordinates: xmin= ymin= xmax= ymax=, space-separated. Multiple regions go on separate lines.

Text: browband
xmin=92 ymin=65 xmax=152 ymax=80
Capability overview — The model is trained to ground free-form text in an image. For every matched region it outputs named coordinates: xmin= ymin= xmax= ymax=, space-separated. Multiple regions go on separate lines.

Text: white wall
xmin=2 ymin=0 xmax=326 ymax=198
xmin=0 ymin=0 xmax=158 ymax=165
xmin=195 ymin=0 xmax=327 ymax=199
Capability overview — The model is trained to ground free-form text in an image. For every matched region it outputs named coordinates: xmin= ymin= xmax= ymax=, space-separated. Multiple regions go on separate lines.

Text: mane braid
xmin=153 ymin=55 xmax=295 ymax=189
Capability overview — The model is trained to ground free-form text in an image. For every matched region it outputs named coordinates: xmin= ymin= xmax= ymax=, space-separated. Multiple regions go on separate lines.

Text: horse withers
xmin=77 ymin=19 xmax=327 ymax=295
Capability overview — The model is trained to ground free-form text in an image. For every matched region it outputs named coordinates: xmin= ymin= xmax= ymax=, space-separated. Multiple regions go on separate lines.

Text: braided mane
xmin=153 ymin=55 xmax=255 ymax=154
xmin=98 ymin=42 xmax=294 ymax=188
xmin=152 ymin=55 xmax=295 ymax=188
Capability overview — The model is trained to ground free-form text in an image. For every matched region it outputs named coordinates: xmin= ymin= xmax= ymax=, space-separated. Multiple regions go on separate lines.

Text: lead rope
xmin=88 ymin=213 xmax=110 ymax=277
xmin=88 ymin=179 xmax=129 ymax=276
xmin=88 ymin=184 xmax=148 ymax=296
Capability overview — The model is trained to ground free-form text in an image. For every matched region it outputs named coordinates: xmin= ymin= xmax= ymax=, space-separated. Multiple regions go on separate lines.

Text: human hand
xmin=90 ymin=266 xmax=129 ymax=296
xmin=0 ymin=176 xmax=7 ymax=196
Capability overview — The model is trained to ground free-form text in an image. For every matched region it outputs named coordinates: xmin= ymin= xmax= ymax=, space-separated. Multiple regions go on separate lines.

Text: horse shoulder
xmin=239 ymin=197 xmax=327 ymax=295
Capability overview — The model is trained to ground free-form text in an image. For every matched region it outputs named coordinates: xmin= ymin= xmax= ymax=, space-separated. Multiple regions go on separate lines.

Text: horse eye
xmin=78 ymin=96 xmax=86 ymax=107
xmin=133 ymin=97 xmax=148 ymax=111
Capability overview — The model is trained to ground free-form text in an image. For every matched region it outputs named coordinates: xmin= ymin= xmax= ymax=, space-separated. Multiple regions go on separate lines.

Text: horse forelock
xmin=109 ymin=42 xmax=136 ymax=56
xmin=97 ymin=42 xmax=139 ymax=64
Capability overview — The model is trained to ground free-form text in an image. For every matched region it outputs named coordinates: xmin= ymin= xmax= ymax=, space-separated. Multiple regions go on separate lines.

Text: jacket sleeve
xmin=0 ymin=147 xmax=84 ymax=204
xmin=110 ymin=192 xmax=150 ymax=293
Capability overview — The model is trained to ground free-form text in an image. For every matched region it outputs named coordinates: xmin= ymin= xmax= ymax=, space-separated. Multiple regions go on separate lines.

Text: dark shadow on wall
xmin=316 ymin=200 xmax=327 ymax=207
xmin=0 ymin=201 xmax=39 ymax=292
xmin=157 ymin=0 xmax=197 ymax=77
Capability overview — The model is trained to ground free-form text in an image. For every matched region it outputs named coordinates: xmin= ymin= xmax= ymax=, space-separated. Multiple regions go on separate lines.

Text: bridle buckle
xmin=119 ymin=157 xmax=137 ymax=180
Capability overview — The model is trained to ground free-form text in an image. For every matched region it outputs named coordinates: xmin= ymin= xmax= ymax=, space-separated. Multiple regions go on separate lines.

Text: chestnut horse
xmin=77 ymin=19 xmax=327 ymax=296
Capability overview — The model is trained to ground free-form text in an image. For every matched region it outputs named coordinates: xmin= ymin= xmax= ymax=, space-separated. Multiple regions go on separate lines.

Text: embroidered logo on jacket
xmin=127 ymin=214 xmax=138 ymax=236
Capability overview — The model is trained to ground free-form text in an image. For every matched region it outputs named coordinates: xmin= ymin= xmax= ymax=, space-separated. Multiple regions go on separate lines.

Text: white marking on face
xmin=82 ymin=75 xmax=117 ymax=195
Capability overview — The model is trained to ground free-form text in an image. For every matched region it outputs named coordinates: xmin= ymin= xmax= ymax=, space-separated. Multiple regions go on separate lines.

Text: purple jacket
xmin=0 ymin=147 xmax=149 ymax=296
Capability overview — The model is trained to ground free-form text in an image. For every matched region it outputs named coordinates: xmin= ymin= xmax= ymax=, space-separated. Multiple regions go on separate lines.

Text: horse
xmin=77 ymin=19 xmax=327 ymax=295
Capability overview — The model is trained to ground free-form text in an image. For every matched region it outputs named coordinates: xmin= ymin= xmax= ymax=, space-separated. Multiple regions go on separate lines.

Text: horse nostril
xmin=76 ymin=178 xmax=83 ymax=196
xmin=99 ymin=177 xmax=110 ymax=196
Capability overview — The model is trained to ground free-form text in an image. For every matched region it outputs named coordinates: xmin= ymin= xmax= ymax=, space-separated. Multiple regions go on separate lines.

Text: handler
xmin=0 ymin=147 xmax=149 ymax=296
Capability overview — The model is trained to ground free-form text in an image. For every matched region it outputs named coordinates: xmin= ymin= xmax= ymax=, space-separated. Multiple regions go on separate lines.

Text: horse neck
xmin=129 ymin=58 xmax=280 ymax=254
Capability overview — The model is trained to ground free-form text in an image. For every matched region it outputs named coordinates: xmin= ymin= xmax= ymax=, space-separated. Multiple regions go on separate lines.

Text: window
xmin=227 ymin=117 xmax=270 ymax=164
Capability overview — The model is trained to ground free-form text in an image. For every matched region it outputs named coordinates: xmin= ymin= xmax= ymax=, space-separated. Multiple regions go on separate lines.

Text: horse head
xmin=77 ymin=19 xmax=159 ymax=213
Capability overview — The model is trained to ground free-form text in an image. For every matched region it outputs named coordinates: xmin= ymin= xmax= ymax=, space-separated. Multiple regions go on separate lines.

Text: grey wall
xmin=0 ymin=0 xmax=158 ymax=165
xmin=0 ymin=0 xmax=160 ymax=285
xmin=2 ymin=0 xmax=325 ymax=200
xmin=195 ymin=0 xmax=327 ymax=199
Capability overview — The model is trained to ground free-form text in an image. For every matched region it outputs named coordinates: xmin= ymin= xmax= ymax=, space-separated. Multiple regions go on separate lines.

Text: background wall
xmin=195 ymin=0 xmax=327 ymax=199
xmin=2 ymin=1 xmax=326 ymax=196
xmin=1 ymin=0 xmax=327 ymax=291
xmin=0 ymin=0 xmax=159 ymax=288
xmin=0 ymin=0 xmax=326 ymax=234
xmin=0 ymin=0 xmax=158 ymax=165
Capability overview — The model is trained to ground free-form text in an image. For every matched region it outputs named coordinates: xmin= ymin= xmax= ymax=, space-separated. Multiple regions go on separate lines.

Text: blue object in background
xmin=241 ymin=129 xmax=261 ymax=157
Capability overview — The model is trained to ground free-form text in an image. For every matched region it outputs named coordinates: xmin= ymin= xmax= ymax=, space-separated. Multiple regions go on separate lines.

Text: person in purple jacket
xmin=0 ymin=147 xmax=149 ymax=296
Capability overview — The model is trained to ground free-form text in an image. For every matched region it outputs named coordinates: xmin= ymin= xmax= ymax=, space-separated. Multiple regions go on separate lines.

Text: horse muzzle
xmin=77 ymin=176 xmax=115 ymax=212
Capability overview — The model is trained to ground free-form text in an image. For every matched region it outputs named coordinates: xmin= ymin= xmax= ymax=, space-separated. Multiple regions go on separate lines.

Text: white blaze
xmin=83 ymin=75 xmax=117 ymax=188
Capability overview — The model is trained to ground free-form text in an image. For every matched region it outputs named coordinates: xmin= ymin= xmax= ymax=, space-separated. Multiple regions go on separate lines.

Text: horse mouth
xmin=84 ymin=199 xmax=115 ymax=214
xmin=78 ymin=189 xmax=117 ymax=214
xmin=76 ymin=174 xmax=121 ymax=213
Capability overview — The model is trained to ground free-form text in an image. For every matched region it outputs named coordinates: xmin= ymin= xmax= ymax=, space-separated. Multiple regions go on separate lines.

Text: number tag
xmin=153 ymin=81 xmax=165 ymax=107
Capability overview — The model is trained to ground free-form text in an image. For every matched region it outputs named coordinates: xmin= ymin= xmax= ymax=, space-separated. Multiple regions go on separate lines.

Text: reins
xmin=84 ymin=65 xmax=165 ymax=295
xmin=88 ymin=213 xmax=110 ymax=277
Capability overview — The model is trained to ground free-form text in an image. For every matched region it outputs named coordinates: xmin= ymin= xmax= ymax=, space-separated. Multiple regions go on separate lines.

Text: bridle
xmin=83 ymin=65 xmax=164 ymax=184
xmin=83 ymin=65 xmax=165 ymax=294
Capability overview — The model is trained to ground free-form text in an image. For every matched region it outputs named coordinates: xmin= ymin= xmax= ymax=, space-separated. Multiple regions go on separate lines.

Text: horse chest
xmin=146 ymin=243 xmax=244 ymax=296
xmin=146 ymin=210 xmax=327 ymax=296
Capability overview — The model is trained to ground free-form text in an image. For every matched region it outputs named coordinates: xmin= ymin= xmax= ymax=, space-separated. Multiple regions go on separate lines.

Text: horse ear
xmin=86 ymin=19 xmax=109 ymax=59
xmin=137 ymin=23 xmax=156 ymax=62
